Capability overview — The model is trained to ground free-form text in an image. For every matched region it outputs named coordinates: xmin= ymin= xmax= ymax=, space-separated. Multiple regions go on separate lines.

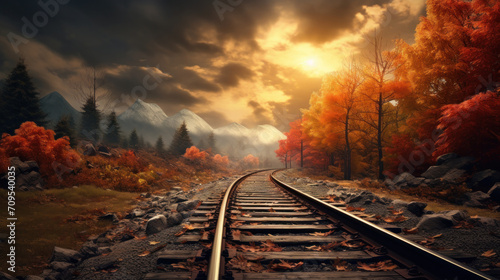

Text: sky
xmin=0 ymin=0 xmax=426 ymax=130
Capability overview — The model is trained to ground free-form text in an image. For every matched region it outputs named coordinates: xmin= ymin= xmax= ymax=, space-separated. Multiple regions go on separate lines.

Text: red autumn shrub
xmin=0 ymin=122 xmax=80 ymax=183
xmin=183 ymin=146 xmax=208 ymax=161
xmin=434 ymin=91 xmax=500 ymax=168
xmin=213 ymin=154 xmax=229 ymax=168
xmin=117 ymin=150 xmax=144 ymax=173
xmin=240 ymin=154 xmax=259 ymax=169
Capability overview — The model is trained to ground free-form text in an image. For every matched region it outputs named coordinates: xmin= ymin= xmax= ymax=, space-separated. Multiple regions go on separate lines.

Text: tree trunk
xmin=345 ymin=113 xmax=351 ymax=180
xmin=377 ymin=92 xmax=384 ymax=179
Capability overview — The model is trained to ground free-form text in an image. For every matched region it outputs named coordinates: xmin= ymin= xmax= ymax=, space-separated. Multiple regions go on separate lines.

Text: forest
xmin=276 ymin=0 xmax=500 ymax=180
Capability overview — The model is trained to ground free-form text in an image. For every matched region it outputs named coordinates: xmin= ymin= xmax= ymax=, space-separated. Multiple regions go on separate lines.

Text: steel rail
xmin=270 ymin=170 xmax=496 ymax=280
xmin=207 ymin=169 xmax=267 ymax=280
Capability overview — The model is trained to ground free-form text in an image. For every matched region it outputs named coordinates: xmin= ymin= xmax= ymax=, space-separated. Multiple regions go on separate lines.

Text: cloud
xmin=197 ymin=111 xmax=231 ymax=128
xmin=242 ymin=100 xmax=272 ymax=127
xmin=215 ymin=62 xmax=255 ymax=88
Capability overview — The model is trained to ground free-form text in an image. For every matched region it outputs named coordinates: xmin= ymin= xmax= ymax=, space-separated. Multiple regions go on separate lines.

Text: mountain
xmin=40 ymin=91 xmax=81 ymax=128
xmin=163 ymin=109 xmax=213 ymax=143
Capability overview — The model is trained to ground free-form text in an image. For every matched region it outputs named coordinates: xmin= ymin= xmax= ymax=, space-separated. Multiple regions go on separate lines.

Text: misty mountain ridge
xmin=40 ymin=94 xmax=285 ymax=164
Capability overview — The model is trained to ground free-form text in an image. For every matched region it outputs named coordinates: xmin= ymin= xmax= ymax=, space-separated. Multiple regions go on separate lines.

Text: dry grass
xmin=0 ymin=185 xmax=137 ymax=276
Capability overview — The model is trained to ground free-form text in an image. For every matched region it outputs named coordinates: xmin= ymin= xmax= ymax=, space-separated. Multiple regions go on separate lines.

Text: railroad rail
xmin=145 ymin=169 xmax=495 ymax=280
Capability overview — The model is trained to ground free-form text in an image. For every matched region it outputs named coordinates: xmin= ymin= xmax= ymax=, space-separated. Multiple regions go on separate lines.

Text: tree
xmin=183 ymin=146 xmax=208 ymax=161
xmin=208 ymin=131 xmax=216 ymax=152
xmin=0 ymin=58 xmax=46 ymax=134
xmin=169 ymin=122 xmax=193 ymax=156
xmin=80 ymin=96 xmax=101 ymax=142
xmin=54 ymin=115 xmax=77 ymax=147
xmin=104 ymin=112 xmax=121 ymax=146
xmin=129 ymin=129 xmax=139 ymax=150
xmin=155 ymin=136 xmax=165 ymax=155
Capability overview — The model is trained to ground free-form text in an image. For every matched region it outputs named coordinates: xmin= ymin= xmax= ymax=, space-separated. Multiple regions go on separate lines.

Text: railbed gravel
xmin=274 ymin=169 xmax=500 ymax=277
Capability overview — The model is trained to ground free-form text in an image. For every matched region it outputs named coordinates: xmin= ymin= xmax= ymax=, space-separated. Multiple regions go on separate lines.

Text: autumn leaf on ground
xmin=138 ymin=250 xmax=150 ymax=257
xmin=149 ymin=241 xmax=160 ymax=245
xmin=390 ymin=209 xmax=404 ymax=215
xmin=403 ymin=227 xmax=418 ymax=234
xmin=309 ymin=230 xmax=335 ymax=237
xmin=431 ymin=233 xmax=443 ymax=239
xmin=357 ymin=260 xmax=398 ymax=271
xmin=481 ymin=250 xmax=496 ymax=258
xmin=333 ymin=258 xmax=349 ymax=271
xmin=241 ymin=231 xmax=253 ymax=236
xmin=231 ymin=221 xmax=244 ymax=227
xmin=232 ymin=230 xmax=241 ymax=240
xmin=269 ymin=207 xmax=275 ymax=212
xmin=346 ymin=206 xmax=366 ymax=212
xmin=382 ymin=215 xmax=408 ymax=223
xmin=241 ymin=213 xmax=252 ymax=217
xmin=134 ymin=235 xmax=147 ymax=240
xmin=268 ymin=260 xmax=303 ymax=270
xmin=340 ymin=240 xmax=364 ymax=248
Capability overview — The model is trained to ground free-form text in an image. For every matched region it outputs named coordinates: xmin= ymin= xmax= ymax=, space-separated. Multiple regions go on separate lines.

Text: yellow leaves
xmin=138 ymin=178 xmax=147 ymax=185
xmin=481 ymin=250 xmax=496 ymax=258
xmin=149 ymin=241 xmax=160 ymax=245
xmin=357 ymin=260 xmax=398 ymax=271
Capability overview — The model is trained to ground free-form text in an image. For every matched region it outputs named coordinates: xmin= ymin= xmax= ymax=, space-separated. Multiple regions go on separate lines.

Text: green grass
xmin=0 ymin=185 xmax=137 ymax=277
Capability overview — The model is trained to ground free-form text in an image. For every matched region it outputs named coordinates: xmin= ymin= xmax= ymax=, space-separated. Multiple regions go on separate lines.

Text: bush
xmin=0 ymin=122 xmax=80 ymax=184
xmin=183 ymin=146 xmax=208 ymax=161
xmin=213 ymin=154 xmax=229 ymax=168
xmin=239 ymin=154 xmax=259 ymax=169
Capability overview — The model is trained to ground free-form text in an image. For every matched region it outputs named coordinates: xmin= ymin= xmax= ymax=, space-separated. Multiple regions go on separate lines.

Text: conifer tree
xmin=121 ymin=136 xmax=129 ymax=149
xmin=155 ymin=136 xmax=165 ymax=155
xmin=54 ymin=115 xmax=77 ymax=147
xmin=129 ymin=129 xmax=139 ymax=150
xmin=208 ymin=131 xmax=216 ymax=153
xmin=169 ymin=122 xmax=193 ymax=156
xmin=104 ymin=112 xmax=121 ymax=146
xmin=80 ymin=96 xmax=101 ymax=141
xmin=0 ymin=58 xmax=46 ymax=134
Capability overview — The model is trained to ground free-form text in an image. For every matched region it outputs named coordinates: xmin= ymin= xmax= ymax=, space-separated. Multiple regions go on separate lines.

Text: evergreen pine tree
xmin=129 ymin=129 xmax=139 ymax=150
xmin=0 ymin=58 xmax=46 ymax=134
xmin=155 ymin=136 xmax=165 ymax=154
xmin=169 ymin=122 xmax=193 ymax=156
xmin=208 ymin=131 xmax=216 ymax=153
xmin=104 ymin=112 xmax=121 ymax=146
xmin=54 ymin=115 xmax=77 ymax=147
xmin=121 ymin=136 xmax=129 ymax=149
xmin=80 ymin=96 xmax=101 ymax=142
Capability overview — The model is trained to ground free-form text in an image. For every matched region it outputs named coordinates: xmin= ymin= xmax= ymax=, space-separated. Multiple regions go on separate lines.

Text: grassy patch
xmin=0 ymin=185 xmax=137 ymax=277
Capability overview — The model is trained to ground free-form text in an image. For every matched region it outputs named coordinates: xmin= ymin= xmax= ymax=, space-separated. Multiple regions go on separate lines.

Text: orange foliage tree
xmin=0 ymin=122 xmax=80 ymax=184
xmin=183 ymin=146 xmax=208 ymax=161
xmin=434 ymin=90 xmax=500 ymax=168
xmin=213 ymin=154 xmax=229 ymax=168
xmin=240 ymin=154 xmax=259 ymax=169
xmin=117 ymin=150 xmax=145 ymax=173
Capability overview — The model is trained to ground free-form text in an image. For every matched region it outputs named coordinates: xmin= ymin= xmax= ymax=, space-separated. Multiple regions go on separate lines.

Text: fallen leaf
xmin=431 ymin=233 xmax=443 ymax=239
xmin=149 ymin=241 xmax=160 ymax=245
xmin=138 ymin=250 xmax=150 ymax=257
xmin=481 ymin=250 xmax=496 ymax=258
xmin=232 ymin=230 xmax=241 ymax=240
xmin=357 ymin=260 xmax=397 ymax=271
xmin=269 ymin=207 xmax=275 ymax=212
xmin=403 ymin=227 xmax=418 ymax=234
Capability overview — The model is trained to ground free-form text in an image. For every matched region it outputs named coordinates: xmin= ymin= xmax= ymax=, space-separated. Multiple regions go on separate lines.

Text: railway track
xmin=144 ymin=170 xmax=495 ymax=280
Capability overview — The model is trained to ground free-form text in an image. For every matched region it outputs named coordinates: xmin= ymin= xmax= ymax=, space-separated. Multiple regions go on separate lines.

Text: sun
xmin=305 ymin=58 xmax=316 ymax=67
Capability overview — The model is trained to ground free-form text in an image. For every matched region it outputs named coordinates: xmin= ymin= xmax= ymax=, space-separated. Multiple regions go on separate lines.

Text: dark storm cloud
xmin=216 ymin=62 xmax=255 ymax=88
xmin=242 ymin=100 xmax=271 ymax=127
xmin=288 ymin=0 xmax=391 ymax=45
xmin=178 ymin=69 xmax=221 ymax=93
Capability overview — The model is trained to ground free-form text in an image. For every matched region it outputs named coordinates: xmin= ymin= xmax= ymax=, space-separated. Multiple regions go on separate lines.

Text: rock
xmin=95 ymin=258 xmax=119 ymax=270
xmin=131 ymin=209 xmax=146 ymax=218
xmin=166 ymin=212 xmax=183 ymax=227
xmin=23 ymin=170 xmax=43 ymax=185
xmin=445 ymin=156 xmax=475 ymax=170
xmin=390 ymin=199 xmax=409 ymax=208
xmin=50 ymin=246 xmax=81 ymax=263
xmin=51 ymin=261 xmax=73 ymax=272
xmin=407 ymin=177 xmax=425 ymax=187
xmin=465 ymin=191 xmax=490 ymax=203
xmin=83 ymin=143 xmax=97 ymax=156
xmin=417 ymin=215 xmax=455 ymax=231
xmin=97 ymin=247 xmax=112 ymax=255
xmin=173 ymin=194 xmax=188 ymax=203
xmin=98 ymin=213 xmax=118 ymax=222
xmin=468 ymin=169 xmax=500 ymax=192
xmin=171 ymin=186 xmax=182 ymax=191
xmin=345 ymin=194 xmax=364 ymax=204
xmin=79 ymin=242 xmax=99 ymax=258
xmin=0 ymin=271 xmax=16 ymax=280
xmin=469 ymin=217 xmax=500 ymax=227
xmin=325 ymin=182 xmax=339 ymax=188
xmin=181 ymin=210 xmax=195 ymax=219
xmin=442 ymin=168 xmax=466 ymax=183
xmin=440 ymin=210 xmax=469 ymax=221
xmin=421 ymin=165 xmax=450 ymax=179
xmin=97 ymin=145 xmax=111 ymax=153
xmin=407 ymin=201 xmax=427 ymax=217
xmin=436 ymin=153 xmax=459 ymax=165
xmin=296 ymin=178 xmax=308 ymax=184
xmin=393 ymin=172 xmax=415 ymax=185
xmin=146 ymin=215 xmax=167 ymax=235
xmin=487 ymin=183 xmax=500 ymax=203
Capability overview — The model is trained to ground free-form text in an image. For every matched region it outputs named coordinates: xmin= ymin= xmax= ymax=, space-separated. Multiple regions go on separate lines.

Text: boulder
xmin=468 ymin=217 xmax=500 ymax=227
xmin=130 ymin=209 xmax=146 ymax=218
xmin=177 ymin=200 xmax=201 ymax=212
xmin=393 ymin=172 xmax=415 ymax=185
xmin=407 ymin=177 xmax=425 ymax=187
xmin=98 ymin=213 xmax=118 ymax=222
xmin=487 ymin=183 xmax=500 ymax=203
xmin=444 ymin=156 xmax=475 ymax=171
xmin=9 ymin=157 xmax=30 ymax=173
xmin=465 ymin=191 xmax=490 ymax=203
xmin=173 ymin=194 xmax=188 ymax=203
xmin=416 ymin=210 xmax=468 ymax=231
xmin=421 ymin=165 xmax=449 ymax=179
xmin=181 ymin=210 xmax=195 ymax=219
xmin=79 ymin=242 xmax=99 ymax=258
xmin=166 ymin=212 xmax=183 ymax=227
xmin=407 ymin=201 xmax=427 ymax=217
xmin=468 ymin=169 xmax=500 ymax=192
xmin=83 ymin=143 xmax=97 ymax=156
xmin=25 ymin=160 xmax=39 ymax=172
xmin=50 ymin=246 xmax=81 ymax=263
xmin=390 ymin=199 xmax=409 ymax=208
xmin=436 ymin=153 xmax=459 ymax=165
xmin=145 ymin=215 xmax=167 ymax=235
xmin=50 ymin=261 xmax=73 ymax=272
xmin=442 ymin=168 xmax=466 ymax=183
